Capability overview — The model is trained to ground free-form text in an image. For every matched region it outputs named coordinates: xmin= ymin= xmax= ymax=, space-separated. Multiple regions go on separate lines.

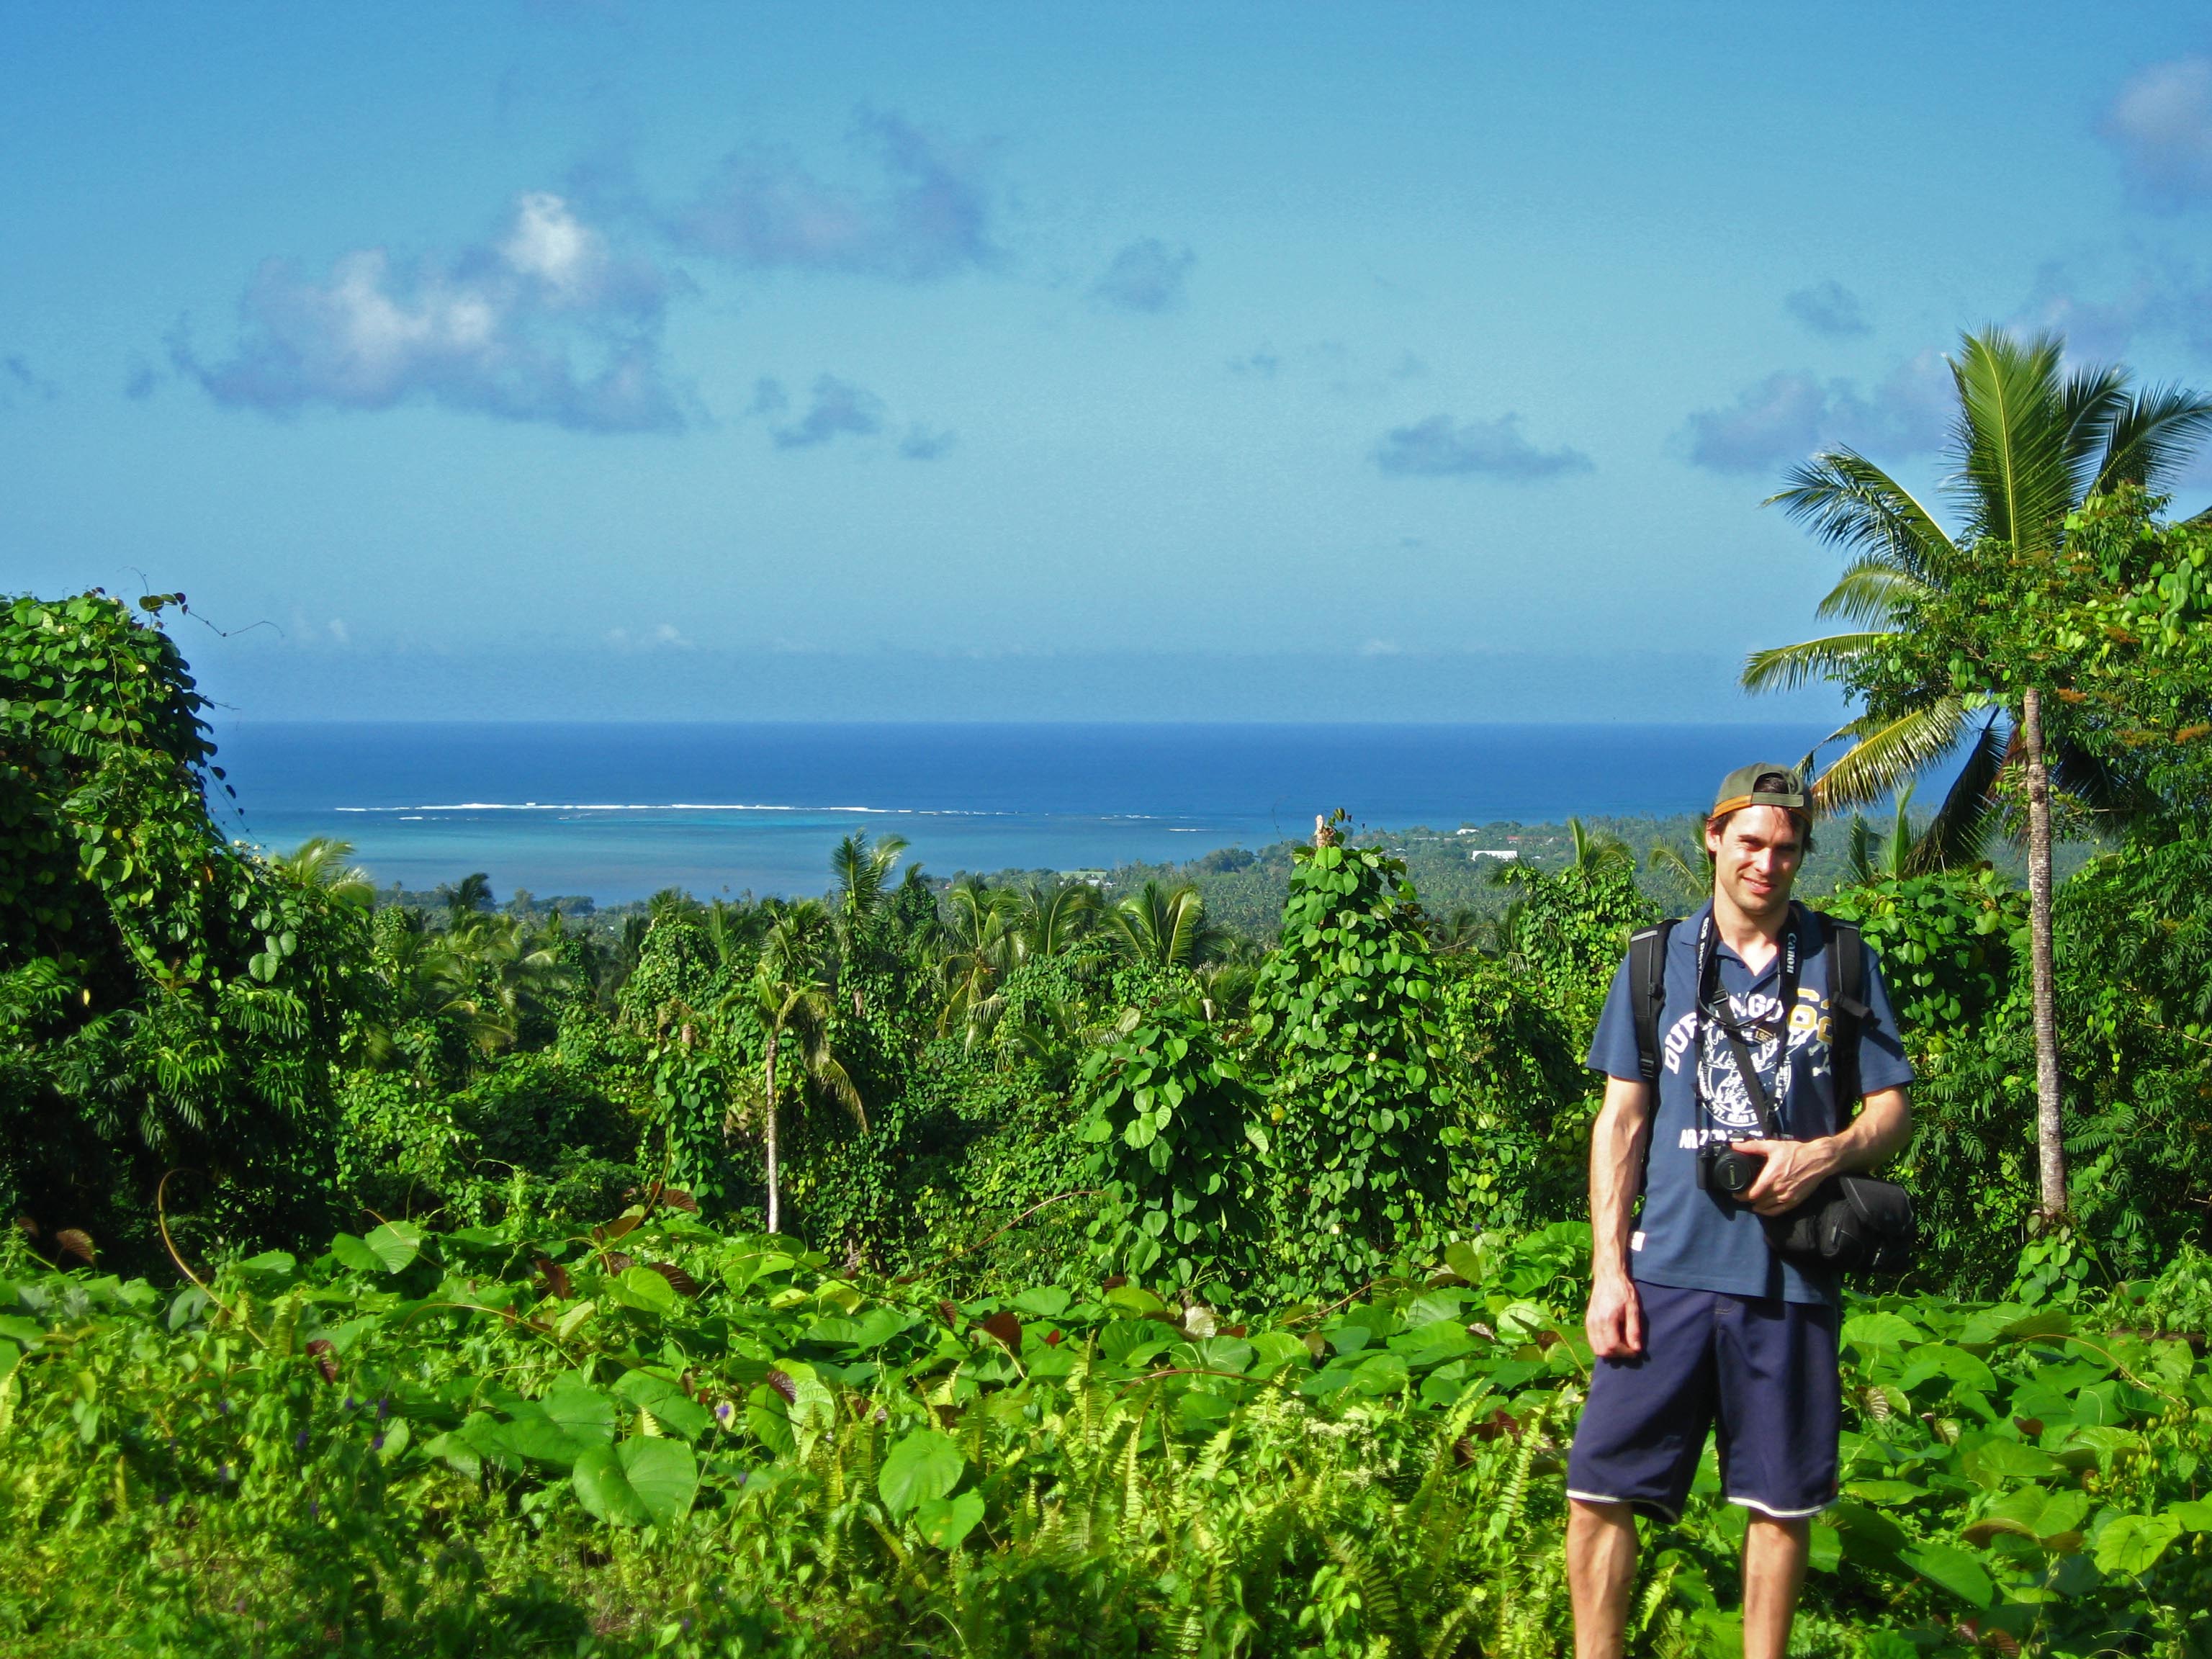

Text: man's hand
xmin=1586 ymin=1274 xmax=1644 ymax=1359
xmin=1735 ymin=1136 xmax=1838 ymax=1215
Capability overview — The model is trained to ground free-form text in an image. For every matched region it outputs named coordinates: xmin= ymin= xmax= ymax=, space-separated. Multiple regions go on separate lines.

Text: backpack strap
xmin=1627 ymin=917 xmax=1681 ymax=1083
xmin=1819 ymin=912 xmax=1869 ymax=1115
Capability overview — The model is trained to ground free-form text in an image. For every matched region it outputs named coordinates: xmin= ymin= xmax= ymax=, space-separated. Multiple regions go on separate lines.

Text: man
xmin=1565 ymin=765 xmax=1915 ymax=1659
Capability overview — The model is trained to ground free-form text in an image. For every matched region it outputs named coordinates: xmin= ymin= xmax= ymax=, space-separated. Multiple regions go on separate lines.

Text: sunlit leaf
xmin=1899 ymin=1541 xmax=1995 ymax=1607
xmin=878 ymin=1429 xmax=963 ymax=1516
xmin=572 ymin=1438 xmax=698 ymax=1529
xmin=913 ymin=1489 xmax=986 ymax=1549
xmin=361 ymin=1221 xmax=425 ymax=1274
xmin=2094 ymin=1512 xmax=2182 ymax=1577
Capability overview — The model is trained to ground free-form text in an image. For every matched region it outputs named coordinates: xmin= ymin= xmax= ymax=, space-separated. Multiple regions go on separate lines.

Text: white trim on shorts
xmin=1727 ymin=1492 xmax=1835 ymax=1520
xmin=1567 ymin=1488 xmax=1683 ymax=1523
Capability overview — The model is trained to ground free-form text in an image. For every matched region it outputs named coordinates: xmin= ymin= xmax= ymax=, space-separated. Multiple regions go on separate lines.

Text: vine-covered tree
xmin=1 ymin=593 xmax=363 ymax=1262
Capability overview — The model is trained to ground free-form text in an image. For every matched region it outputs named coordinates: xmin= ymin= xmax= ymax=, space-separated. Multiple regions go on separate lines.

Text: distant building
xmin=1465 ymin=850 xmax=1519 ymax=863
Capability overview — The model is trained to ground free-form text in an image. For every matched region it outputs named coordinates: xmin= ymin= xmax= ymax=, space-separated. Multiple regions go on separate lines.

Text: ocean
xmin=209 ymin=721 xmax=1835 ymax=904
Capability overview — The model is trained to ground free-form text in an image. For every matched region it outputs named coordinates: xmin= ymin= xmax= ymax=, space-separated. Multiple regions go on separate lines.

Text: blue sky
xmin=9 ymin=2 xmax=2212 ymax=720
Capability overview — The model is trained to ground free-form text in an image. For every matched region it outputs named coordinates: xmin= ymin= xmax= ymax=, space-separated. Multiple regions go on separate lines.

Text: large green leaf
xmin=540 ymin=1377 xmax=616 ymax=1448
xmin=2094 ymin=1512 xmax=2182 ymax=1577
xmin=1899 ymin=1342 xmax=1998 ymax=1398
xmin=361 ymin=1221 xmax=425 ymax=1274
xmin=609 ymin=1265 xmax=680 ymax=1317
xmin=613 ymin=1370 xmax=711 ymax=1442
xmin=1840 ymin=1312 xmax=1921 ymax=1354
xmin=487 ymin=1407 xmax=590 ymax=1471
xmin=1964 ymin=1439 xmax=2062 ymax=1483
xmin=572 ymin=1438 xmax=698 ymax=1528
xmin=1899 ymin=1542 xmax=1995 ymax=1607
xmin=913 ymin=1490 xmax=986 ymax=1550
xmin=1010 ymin=1286 xmax=1072 ymax=1318
xmin=878 ymin=1429 xmax=964 ymax=1516
xmin=327 ymin=1233 xmax=385 ymax=1274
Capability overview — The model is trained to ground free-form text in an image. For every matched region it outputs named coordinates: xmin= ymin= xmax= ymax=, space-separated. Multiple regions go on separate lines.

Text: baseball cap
xmin=1711 ymin=763 xmax=1810 ymax=817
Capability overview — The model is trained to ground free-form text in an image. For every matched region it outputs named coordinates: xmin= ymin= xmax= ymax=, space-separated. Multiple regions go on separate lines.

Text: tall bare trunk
xmin=2021 ymin=688 xmax=2067 ymax=1223
xmin=763 ymin=1034 xmax=781 ymax=1236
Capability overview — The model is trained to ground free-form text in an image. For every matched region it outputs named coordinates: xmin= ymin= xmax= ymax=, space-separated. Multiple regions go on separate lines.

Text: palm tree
xmin=457 ymin=912 xmax=575 ymax=1035
xmin=831 ymin=831 xmax=908 ymax=934
xmin=1842 ymin=786 xmax=1920 ymax=889
xmin=269 ymin=837 xmax=376 ymax=907
xmin=1642 ymin=839 xmax=1711 ymax=909
xmin=1011 ymin=876 xmax=1099 ymax=962
xmin=1565 ymin=817 xmax=1632 ymax=878
xmin=436 ymin=872 xmax=493 ymax=928
xmin=935 ymin=878 xmax=1017 ymax=1043
xmin=719 ymin=901 xmax=864 ymax=1235
xmin=1746 ymin=328 xmax=2212 ymax=1220
xmin=1107 ymin=881 xmax=1220 ymax=968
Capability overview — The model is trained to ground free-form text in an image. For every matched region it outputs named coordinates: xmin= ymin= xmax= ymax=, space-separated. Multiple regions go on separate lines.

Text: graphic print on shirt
xmin=1661 ymin=988 xmax=1830 ymax=1142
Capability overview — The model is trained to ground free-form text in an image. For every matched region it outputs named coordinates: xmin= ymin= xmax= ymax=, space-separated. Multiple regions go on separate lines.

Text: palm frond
xmin=2091 ymin=381 xmax=2212 ymax=498
xmin=1952 ymin=330 xmax=2074 ymax=550
xmin=1811 ymin=699 xmax=1969 ymax=813
xmin=1765 ymin=449 xmax=1959 ymax=577
xmin=2057 ymin=361 xmax=2133 ymax=504
xmin=1740 ymin=631 xmax=1892 ymax=695
xmin=1906 ymin=711 xmax=2005 ymax=873
xmin=1812 ymin=558 xmax=1928 ymax=626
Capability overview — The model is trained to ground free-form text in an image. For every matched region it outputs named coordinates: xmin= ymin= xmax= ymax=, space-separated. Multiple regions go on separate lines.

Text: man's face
xmin=1704 ymin=804 xmax=1804 ymax=921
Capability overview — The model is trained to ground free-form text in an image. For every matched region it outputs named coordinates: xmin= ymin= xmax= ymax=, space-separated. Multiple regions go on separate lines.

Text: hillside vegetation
xmin=5 ymin=514 xmax=2212 ymax=1658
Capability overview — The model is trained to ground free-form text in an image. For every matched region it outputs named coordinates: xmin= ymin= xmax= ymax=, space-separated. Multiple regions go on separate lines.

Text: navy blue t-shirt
xmin=1586 ymin=902 xmax=1915 ymax=1305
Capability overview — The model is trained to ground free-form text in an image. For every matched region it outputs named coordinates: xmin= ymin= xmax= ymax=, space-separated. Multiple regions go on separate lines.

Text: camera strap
xmin=1693 ymin=908 xmax=1801 ymax=1141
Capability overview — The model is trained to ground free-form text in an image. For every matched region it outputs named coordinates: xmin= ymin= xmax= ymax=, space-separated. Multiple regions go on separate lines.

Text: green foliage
xmin=1485 ymin=853 xmax=1660 ymax=1036
xmin=2048 ymin=837 xmax=2212 ymax=1281
xmin=1078 ymin=1000 xmax=1264 ymax=1288
xmin=9 ymin=1215 xmax=2212 ymax=1655
xmin=1252 ymin=837 xmax=1456 ymax=1296
xmin=1434 ymin=954 xmax=1591 ymax=1234
xmin=1 ymin=592 xmax=361 ymax=1265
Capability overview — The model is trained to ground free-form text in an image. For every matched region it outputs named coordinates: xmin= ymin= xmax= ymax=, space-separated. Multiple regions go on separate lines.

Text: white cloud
xmin=1681 ymin=351 xmax=1951 ymax=475
xmin=1373 ymin=413 xmax=1592 ymax=480
xmin=2103 ymin=57 xmax=2212 ymax=207
xmin=669 ymin=113 xmax=994 ymax=282
xmin=177 ymin=192 xmax=689 ymax=433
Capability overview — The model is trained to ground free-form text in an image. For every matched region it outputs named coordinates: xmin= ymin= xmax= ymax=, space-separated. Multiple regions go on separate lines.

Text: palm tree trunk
xmin=763 ymin=1034 xmax=781 ymax=1236
xmin=2020 ymin=688 xmax=2067 ymax=1223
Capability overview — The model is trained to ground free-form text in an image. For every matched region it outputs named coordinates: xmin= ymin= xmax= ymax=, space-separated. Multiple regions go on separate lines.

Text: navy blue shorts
xmin=1565 ymin=1281 xmax=1839 ymax=1522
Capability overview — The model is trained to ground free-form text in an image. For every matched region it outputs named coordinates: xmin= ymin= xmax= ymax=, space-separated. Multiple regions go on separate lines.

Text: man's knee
xmin=1568 ymin=1496 xmax=1637 ymax=1528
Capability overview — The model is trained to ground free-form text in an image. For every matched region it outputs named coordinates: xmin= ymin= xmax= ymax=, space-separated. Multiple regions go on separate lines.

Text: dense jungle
xmin=8 ymin=338 xmax=2212 ymax=1658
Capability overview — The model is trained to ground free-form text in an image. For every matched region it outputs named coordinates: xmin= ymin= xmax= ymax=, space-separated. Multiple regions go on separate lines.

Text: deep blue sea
xmin=210 ymin=722 xmax=1834 ymax=904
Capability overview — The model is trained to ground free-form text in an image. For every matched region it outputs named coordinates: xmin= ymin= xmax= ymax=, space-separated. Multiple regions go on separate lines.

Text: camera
xmin=1697 ymin=1141 xmax=1766 ymax=1199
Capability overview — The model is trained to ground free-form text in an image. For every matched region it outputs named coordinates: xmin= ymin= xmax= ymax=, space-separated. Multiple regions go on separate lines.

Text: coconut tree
xmin=269 ymin=837 xmax=376 ymax=907
xmin=1842 ymin=786 xmax=1920 ymax=888
xmin=1107 ymin=881 xmax=1222 ymax=969
xmin=1746 ymin=328 xmax=2212 ymax=1220
xmin=1011 ymin=876 xmax=1099 ymax=962
xmin=720 ymin=901 xmax=863 ymax=1235
xmin=831 ymin=831 xmax=907 ymax=938
xmin=935 ymin=878 xmax=1017 ymax=1043
xmin=436 ymin=872 xmax=494 ymax=929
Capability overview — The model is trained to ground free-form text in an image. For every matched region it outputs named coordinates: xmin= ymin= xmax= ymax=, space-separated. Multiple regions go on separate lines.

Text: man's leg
xmin=1567 ymin=1499 xmax=1639 ymax=1659
xmin=1742 ymin=1515 xmax=1809 ymax=1659
xmin=1712 ymin=1295 xmax=1838 ymax=1659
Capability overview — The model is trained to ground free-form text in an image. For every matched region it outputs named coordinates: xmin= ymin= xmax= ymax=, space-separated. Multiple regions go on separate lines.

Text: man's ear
xmin=1701 ymin=817 xmax=1723 ymax=856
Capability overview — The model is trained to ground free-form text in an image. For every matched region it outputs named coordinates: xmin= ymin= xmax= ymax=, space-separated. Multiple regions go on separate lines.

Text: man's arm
xmin=1740 ymin=1085 xmax=1912 ymax=1216
xmin=1587 ymin=1073 xmax=1654 ymax=1358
